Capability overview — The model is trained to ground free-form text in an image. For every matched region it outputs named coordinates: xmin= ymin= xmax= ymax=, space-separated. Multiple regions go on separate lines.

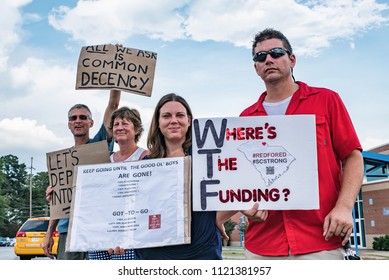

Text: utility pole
xmin=29 ymin=157 xmax=35 ymax=218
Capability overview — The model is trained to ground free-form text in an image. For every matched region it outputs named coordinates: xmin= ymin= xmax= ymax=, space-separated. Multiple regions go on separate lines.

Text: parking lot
xmin=0 ymin=237 xmax=15 ymax=247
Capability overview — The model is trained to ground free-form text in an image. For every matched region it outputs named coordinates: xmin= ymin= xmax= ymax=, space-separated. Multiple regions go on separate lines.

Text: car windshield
xmin=19 ymin=220 xmax=49 ymax=232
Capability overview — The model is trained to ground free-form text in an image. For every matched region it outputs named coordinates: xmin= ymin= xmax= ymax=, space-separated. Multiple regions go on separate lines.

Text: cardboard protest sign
xmin=192 ymin=115 xmax=319 ymax=211
xmin=76 ymin=44 xmax=157 ymax=97
xmin=46 ymin=141 xmax=110 ymax=219
xmin=66 ymin=156 xmax=191 ymax=251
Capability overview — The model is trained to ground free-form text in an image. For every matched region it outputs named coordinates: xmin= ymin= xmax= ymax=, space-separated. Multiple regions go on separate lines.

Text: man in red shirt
xmin=219 ymin=28 xmax=364 ymax=260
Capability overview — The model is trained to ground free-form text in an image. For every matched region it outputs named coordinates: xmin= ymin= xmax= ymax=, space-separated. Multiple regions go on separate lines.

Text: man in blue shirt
xmin=43 ymin=89 xmax=121 ymax=260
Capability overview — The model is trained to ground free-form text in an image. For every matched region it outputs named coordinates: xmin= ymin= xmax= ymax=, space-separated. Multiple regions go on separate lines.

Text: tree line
xmin=0 ymin=154 xmax=49 ymax=237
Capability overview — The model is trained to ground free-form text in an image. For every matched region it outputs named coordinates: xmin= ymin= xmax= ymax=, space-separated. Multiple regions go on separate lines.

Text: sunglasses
xmin=253 ymin=47 xmax=290 ymax=62
xmin=68 ymin=115 xmax=89 ymax=121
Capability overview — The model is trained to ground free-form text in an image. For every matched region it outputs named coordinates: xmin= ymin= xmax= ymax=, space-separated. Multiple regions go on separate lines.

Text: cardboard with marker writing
xmin=46 ymin=141 xmax=110 ymax=219
xmin=75 ymin=44 xmax=157 ymax=97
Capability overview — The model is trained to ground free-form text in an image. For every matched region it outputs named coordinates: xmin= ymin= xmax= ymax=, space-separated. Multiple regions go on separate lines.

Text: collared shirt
xmin=240 ymin=81 xmax=362 ymax=256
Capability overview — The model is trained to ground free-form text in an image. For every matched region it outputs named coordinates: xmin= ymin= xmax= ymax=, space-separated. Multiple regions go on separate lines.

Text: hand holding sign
xmin=240 ymin=203 xmax=269 ymax=222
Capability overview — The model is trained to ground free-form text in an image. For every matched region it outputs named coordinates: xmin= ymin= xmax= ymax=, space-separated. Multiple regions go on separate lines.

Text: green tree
xmin=0 ymin=159 xmax=7 ymax=228
xmin=0 ymin=195 xmax=10 ymax=228
xmin=1 ymin=155 xmax=28 ymax=224
xmin=0 ymin=155 xmax=28 ymax=236
xmin=31 ymin=171 xmax=50 ymax=217
xmin=1 ymin=155 xmax=50 ymax=237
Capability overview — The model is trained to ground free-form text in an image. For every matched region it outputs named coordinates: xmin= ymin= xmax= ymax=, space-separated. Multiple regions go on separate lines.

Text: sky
xmin=1 ymin=0 xmax=389 ymax=173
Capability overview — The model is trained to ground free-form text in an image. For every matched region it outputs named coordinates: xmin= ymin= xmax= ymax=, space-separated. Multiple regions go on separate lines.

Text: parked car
xmin=0 ymin=237 xmax=11 ymax=246
xmin=14 ymin=217 xmax=59 ymax=260
xmin=9 ymin=237 xmax=16 ymax=246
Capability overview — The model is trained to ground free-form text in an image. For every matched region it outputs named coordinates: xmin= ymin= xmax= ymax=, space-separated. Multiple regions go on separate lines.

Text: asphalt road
xmin=0 ymin=246 xmax=50 ymax=260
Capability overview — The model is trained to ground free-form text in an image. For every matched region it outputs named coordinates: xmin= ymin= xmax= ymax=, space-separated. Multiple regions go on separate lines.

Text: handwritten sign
xmin=46 ymin=141 xmax=110 ymax=219
xmin=76 ymin=44 xmax=157 ymax=97
xmin=192 ymin=115 xmax=319 ymax=211
xmin=66 ymin=157 xmax=191 ymax=251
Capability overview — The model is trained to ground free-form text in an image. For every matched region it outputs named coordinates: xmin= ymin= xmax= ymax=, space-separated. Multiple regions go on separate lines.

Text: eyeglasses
xmin=253 ymin=47 xmax=290 ymax=62
xmin=68 ymin=115 xmax=89 ymax=121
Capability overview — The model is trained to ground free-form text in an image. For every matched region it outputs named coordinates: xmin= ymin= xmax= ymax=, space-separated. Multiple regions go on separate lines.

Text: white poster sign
xmin=192 ymin=115 xmax=318 ymax=211
xmin=67 ymin=157 xmax=191 ymax=252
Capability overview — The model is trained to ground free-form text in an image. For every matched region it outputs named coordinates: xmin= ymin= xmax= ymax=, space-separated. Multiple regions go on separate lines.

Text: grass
xmin=221 ymin=246 xmax=245 ymax=259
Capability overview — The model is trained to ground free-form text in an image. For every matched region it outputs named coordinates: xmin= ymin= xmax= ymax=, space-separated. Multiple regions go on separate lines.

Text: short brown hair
xmin=251 ymin=28 xmax=293 ymax=56
xmin=109 ymin=106 xmax=144 ymax=143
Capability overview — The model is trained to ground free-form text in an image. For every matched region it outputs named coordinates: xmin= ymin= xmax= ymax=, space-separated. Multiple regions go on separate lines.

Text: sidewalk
xmin=359 ymin=249 xmax=389 ymax=260
xmin=222 ymin=246 xmax=389 ymax=260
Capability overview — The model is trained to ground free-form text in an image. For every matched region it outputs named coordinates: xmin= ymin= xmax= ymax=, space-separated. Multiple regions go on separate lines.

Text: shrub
xmin=372 ymin=235 xmax=389 ymax=250
xmin=223 ymin=219 xmax=237 ymax=246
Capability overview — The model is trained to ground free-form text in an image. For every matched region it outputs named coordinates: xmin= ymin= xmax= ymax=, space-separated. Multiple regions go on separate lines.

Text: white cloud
xmin=185 ymin=0 xmax=389 ymax=55
xmin=47 ymin=0 xmax=388 ymax=55
xmin=0 ymin=0 xmax=32 ymax=71
xmin=361 ymin=137 xmax=389 ymax=151
xmin=23 ymin=12 xmax=42 ymax=23
xmin=0 ymin=116 xmax=69 ymax=172
xmin=9 ymin=57 xmax=75 ymax=92
xmin=48 ymin=0 xmax=188 ymax=44
xmin=0 ymin=117 xmax=66 ymax=150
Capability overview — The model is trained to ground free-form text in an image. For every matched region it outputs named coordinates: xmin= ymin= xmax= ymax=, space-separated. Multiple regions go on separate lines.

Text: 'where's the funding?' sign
xmin=192 ymin=115 xmax=319 ymax=211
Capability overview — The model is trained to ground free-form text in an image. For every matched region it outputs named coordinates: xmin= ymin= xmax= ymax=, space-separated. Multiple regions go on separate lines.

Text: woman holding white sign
xmin=89 ymin=106 xmax=148 ymax=260
xmin=112 ymin=93 xmax=222 ymax=259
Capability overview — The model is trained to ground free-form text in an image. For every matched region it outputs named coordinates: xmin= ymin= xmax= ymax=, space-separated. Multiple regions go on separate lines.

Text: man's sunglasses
xmin=68 ymin=115 xmax=89 ymax=121
xmin=253 ymin=47 xmax=290 ymax=62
